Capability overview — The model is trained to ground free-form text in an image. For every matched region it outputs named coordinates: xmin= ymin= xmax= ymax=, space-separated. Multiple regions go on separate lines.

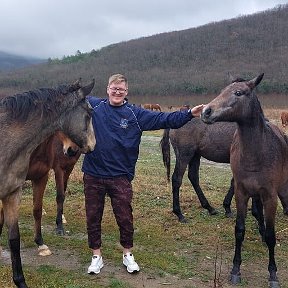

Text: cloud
xmin=0 ymin=0 xmax=286 ymax=58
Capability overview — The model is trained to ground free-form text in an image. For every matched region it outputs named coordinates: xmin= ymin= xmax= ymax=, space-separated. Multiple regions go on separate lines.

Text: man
xmin=82 ymin=74 xmax=204 ymax=274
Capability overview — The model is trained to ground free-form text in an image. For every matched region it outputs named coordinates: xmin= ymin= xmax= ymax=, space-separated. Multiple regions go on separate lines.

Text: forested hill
xmin=0 ymin=4 xmax=287 ymax=97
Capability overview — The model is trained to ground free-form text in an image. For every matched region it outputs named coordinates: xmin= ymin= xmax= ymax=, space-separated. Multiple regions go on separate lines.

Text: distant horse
xmin=280 ymin=111 xmax=288 ymax=127
xmin=160 ymin=118 xmax=237 ymax=222
xmin=202 ymin=74 xmax=288 ymax=287
xmin=143 ymin=103 xmax=162 ymax=111
xmin=27 ymin=132 xmax=81 ymax=256
xmin=0 ymin=79 xmax=96 ymax=288
xmin=168 ymin=104 xmax=190 ymax=111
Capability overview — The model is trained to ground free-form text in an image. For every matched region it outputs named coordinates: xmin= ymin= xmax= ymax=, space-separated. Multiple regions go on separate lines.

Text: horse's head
xmin=61 ymin=79 xmax=96 ymax=154
xmin=201 ymin=73 xmax=264 ymax=124
xmin=54 ymin=131 xmax=80 ymax=157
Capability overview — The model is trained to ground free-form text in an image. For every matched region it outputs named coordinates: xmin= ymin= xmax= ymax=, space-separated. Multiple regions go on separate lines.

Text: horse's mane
xmin=231 ymin=77 xmax=246 ymax=83
xmin=0 ymin=81 xmax=81 ymax=122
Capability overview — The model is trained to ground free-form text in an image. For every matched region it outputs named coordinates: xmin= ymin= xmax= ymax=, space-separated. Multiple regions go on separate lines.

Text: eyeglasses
xmin=109 ymin=87 xmax=127 ymax=94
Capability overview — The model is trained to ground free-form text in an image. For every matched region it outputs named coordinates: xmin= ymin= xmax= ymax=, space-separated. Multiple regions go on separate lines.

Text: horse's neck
xmin=2 ymin=116 xmax=60 ymax=165
xmin=236 ymin=116 xmax=267 ymax=169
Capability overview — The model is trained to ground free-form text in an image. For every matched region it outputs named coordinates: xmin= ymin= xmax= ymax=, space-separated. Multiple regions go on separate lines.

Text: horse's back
xmin=169 ymin=118 xmax=236 ymax=163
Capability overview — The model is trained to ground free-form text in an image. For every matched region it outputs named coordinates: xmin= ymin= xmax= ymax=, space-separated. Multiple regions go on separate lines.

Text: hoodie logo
xmin=120 ymin=118 xmax=128 ymax=128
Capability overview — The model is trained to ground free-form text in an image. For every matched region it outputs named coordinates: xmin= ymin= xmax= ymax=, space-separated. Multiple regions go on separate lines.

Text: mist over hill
xmin=0 ymin=4 xmax=287 ymax=97
xmin=0 ymin=51 xmax=46 ymax=71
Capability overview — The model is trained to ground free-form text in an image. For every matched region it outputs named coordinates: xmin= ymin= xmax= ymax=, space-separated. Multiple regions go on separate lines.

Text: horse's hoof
xmin=269 ymin=280 xmax=280 ymax=288
xmin=179 ymin=217 xmax=188 ymax=223
xmin=18 ymin=282 xmax=28 ymax=288
xmin=208 ymin=208 xmax=218 ymax=215
xmin=55 ymin=228 xmax=65 ymax=236
xmin=229 ymin=273 xmax=241 ymax=284
xmin=38 ymin=244 xmax=52 ymax=256
xmin=225 ymin=211 xmax=234 ymax=218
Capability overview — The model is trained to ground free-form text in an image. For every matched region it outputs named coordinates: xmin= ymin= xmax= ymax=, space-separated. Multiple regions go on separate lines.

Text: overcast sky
xmin=1 ymin=0 xmax=287 ymax=59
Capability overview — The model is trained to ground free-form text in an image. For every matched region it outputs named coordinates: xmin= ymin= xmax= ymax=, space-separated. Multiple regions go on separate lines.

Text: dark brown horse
xmin=160 ymin=118 xmax=237 ymax=222
xmin=160 ymin=118 xmax=288 ymax=223
xmin=27 ymin=132 xmax=81 ymax=256
xmin=202 ymin=74 xmax=288 ymax=287
xmin=0 ymin=79 xmax=96 ymax=288
xmin=143 ymin=103 xmax=162 ymax=111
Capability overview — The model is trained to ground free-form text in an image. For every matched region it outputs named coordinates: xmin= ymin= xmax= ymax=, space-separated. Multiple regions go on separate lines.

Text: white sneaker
xmin=88 ymin=255 xmax=104 ymax=274
xmin=123 ymin=252 xmax=140 ymax=273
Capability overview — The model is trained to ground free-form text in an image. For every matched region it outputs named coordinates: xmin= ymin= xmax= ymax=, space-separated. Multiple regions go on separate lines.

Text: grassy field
xmin=1 ymin=109 xmax=288 ymax=287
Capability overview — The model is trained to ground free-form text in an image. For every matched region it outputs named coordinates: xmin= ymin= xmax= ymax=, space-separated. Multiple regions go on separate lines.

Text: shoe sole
xmin=88 ymin=263 xmax=104 ymax=274
xmin=123 ymin=263 xmax=140 ymax=274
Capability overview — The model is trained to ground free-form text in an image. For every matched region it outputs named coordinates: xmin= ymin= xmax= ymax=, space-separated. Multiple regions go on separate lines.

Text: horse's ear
xmin=247 ymin=73 xmax=264 ymax=89
xmin=227 ymin=72 xmax=235 ymax=83
xmin=80 ymin=79 xmax=95 ymax=98
xmin=69 ymin=78 xmax=82 ymax=92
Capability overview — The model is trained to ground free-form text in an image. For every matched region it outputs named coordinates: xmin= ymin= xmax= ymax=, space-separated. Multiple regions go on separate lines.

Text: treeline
xmin=0 ymin=4 xmax=288 ymax=97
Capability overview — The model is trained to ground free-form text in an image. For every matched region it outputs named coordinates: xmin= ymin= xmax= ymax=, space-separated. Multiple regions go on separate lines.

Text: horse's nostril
xmin=202 ymin=107 xmax=212 ymax=119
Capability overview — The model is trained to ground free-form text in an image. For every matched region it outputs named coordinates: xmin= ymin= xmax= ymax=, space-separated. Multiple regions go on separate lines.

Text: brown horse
xmin=27 ymin=132 xmax=81 ymax=256
xmin=160 ymin=118 xmax=236 ymax=222
xmin=280 ymin=111 xmax=288 ymax=127
xmin=143 ymin=103 xmax=162 ymax=111
xmin=160 ymin=117 xmax=288 ymax=223
xmin=0 ymin=79 xmax=95 ymax=288
xmin=202 ymin=74 xmax=287 ymax=287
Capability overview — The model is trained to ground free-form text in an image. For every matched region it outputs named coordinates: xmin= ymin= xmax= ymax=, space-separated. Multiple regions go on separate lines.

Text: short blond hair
xmin=108 ymin=74 xmax=128 ymax=88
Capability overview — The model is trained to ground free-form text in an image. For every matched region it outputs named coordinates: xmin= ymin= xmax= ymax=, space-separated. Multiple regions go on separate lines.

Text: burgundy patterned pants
xmin=83 ymin=174 xmax=134 ymax=250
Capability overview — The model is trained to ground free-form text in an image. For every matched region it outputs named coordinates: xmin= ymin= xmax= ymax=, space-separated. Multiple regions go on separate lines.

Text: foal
xmin=202 ymin=73 xmax=287 ymax=287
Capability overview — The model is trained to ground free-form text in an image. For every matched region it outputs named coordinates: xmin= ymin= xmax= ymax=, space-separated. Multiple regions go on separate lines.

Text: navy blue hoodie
xmin=82 ymin=97 xmax=193 ymax=181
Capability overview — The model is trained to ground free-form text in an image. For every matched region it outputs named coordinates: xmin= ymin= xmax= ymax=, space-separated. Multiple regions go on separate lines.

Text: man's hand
xmin=191 ymin=104 xmax=205 ymax=117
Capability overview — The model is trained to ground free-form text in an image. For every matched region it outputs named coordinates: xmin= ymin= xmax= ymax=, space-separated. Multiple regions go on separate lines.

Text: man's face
xmin=107 ymin=81 xmax=128 ymax=106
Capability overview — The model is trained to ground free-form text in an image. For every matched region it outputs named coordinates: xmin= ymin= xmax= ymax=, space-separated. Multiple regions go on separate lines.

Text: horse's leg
xmin=251 ymin=197 xmax=265 ymax=242
xmin=188 ymin=155 xmax=217 ymax=215
xmin=223 ymin=178 xmax=234 ymax=217
xmin=32 ymin=175 xmax=52 ymax=256
xmin=277 ymin=185 xmax=288 ymax=215
xmin=230 ymin=193 xmax=249 ymax=285
xmin=0 ymin=206 xmax=4 ymax=255
xmin=3 ymin=189 xmax=28 ymax=288
xmin=263 ymin=197 xmax=279 ymax=288
xmin=54 ymin=168 xmax=66 ymax=235
xmin=171 ymin=155 xmax=189 ymax=223
xmin=0 ymin=206 xmax=4 ymax=236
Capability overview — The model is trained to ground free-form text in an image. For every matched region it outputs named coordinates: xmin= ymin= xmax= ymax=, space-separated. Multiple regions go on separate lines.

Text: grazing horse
xmin=27 ymin=132 xmax=81 ymax=256
xmin=201 ymin=74 xmax=288 ymax=287
xmin=280 ymin=111 xmax=288 ymax=127
xmin=160 ymin=118 xmax=237 ymax=222
xmin=143 ymin=103 xmax=162 ymax=111
xmin=0 ymin=79 xmax=96 ymax=288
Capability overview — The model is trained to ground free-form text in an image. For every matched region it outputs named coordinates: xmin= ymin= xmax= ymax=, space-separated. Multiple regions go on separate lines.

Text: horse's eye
xmin=235 ymin=90 xmax=243 ymax=96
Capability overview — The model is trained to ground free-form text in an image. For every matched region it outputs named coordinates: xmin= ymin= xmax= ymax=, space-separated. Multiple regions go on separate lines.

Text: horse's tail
xmin=160 ymin=128 xmax=171 ymax=182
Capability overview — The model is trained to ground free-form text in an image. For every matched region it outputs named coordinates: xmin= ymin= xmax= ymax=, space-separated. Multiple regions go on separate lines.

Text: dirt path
xmin=1 ymin=246 xmax=213 ymax=288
